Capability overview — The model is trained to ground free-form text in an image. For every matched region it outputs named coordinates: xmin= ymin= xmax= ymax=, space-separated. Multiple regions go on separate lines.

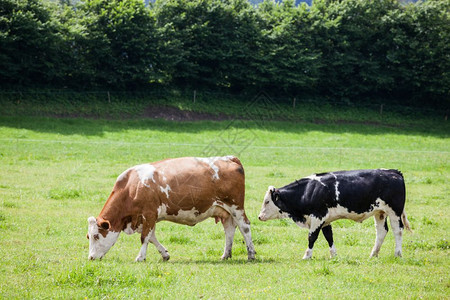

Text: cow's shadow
xmin=167 ymin=257 xmax=277 ymax=265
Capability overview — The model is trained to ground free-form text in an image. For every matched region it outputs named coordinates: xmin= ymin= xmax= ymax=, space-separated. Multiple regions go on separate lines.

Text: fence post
xmin=380 ymin=104 xmax=384 ymax=116
xmin=193 ymin=90 xmax=197 ymax=104
xmin=107 ymin=91 xmax=111 ymax=103
xmin=293 ymin=97 xmax=296 ymax=110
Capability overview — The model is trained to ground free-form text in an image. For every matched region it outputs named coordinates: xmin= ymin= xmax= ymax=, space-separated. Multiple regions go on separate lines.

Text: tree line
xmin=1 ymin=0 xmax=449 ymax=107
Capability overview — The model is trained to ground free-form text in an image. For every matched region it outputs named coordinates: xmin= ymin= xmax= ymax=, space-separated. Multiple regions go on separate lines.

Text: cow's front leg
xmin=322 ymin=225 xmax=337 ymax=258
xmin=136 ymin=214 xmax=170 ymax=262
xmin=303 ymin=218 xmax=324 ymax=260
xmin=136 ymin=227 xmax=170 ymax=262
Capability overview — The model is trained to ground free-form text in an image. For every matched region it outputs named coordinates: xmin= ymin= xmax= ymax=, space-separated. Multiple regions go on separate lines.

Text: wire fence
xmin=0 ymin=89 xmax=448 ymax=122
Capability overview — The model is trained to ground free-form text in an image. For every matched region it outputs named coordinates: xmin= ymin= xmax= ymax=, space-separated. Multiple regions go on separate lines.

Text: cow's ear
xmin=275 ymin=192 xmax=280 ymax=201
xmin=88 ymin=216 xmax=97 ymax=226
xmin=271 ymin=190 xmax=279 ymax=202
xmin=100 ymin=220 xmax=111 ymax=230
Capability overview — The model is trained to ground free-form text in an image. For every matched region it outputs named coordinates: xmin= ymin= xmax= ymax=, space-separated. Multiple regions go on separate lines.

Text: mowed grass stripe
xmin=2 ymin=138 xmax=450 ymax=154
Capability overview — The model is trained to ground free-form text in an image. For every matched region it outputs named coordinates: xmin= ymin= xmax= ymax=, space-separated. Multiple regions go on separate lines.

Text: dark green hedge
xmin=0 ymin=0 xmax=448 ymax=107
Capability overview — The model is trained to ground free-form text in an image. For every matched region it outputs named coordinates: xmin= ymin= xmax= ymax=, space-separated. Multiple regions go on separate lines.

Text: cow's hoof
xmin=302 ymin=249 xmax=313 ymax=260
xmin=221 ymin=252 xmax=232 ymax=260
xmin=247 ymin=252 xmax=256 ymax=261
xmin=162 ymin=255 xmax=170 ymax=261
xmin=135 ymin=256 xmax=146 ymax=262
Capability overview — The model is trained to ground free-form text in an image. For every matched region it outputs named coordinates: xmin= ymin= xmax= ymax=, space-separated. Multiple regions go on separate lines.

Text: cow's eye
xmin=265 ymin=201 xmax=269 ymax=205
xmin=94 ymin=234 xmax=100 ymax=241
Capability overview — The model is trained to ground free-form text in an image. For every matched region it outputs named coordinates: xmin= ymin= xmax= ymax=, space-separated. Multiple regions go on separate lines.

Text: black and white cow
xmin=258 ymin=169 xmax=411 ymax=259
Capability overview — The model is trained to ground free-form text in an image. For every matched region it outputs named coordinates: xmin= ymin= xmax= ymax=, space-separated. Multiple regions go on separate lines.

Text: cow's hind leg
xmin=233 ymin=210 xmax=256 ymax=261
xmin=388 ymin=212 xmax=404 ymax=257
xmin=322 ymin=225 xmax=336 ymax=258
xmin=221 ymin=215 xmax=236 ymax=260
xmin=370 ymin=212 xmax=389 ymax=258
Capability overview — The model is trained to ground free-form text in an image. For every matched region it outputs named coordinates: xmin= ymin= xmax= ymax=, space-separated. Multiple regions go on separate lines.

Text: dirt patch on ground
xmin=142 ymin=105 xmax=233 ymax=121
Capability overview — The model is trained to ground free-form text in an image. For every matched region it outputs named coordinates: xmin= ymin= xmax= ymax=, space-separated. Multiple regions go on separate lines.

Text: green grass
xmin=0 ymin=111 xmax=449 ymax=299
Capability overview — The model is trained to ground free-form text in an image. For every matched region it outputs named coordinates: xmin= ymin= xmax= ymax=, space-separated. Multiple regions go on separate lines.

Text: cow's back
xmin=323 ymin=169 xmax=405 ymax=215
xmin=151 ymin=156 xmax=245 ymax=213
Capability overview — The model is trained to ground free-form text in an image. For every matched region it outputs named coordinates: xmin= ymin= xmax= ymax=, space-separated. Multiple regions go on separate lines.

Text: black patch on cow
xmin=322 ymin=225 xmax=334 ymax=248
xmin=384 ymin=218 xmax=389 ymax=232
xmin=399 ymin=218 xmax=404 ymax=229
xmin=272 ymin=179 xmax=334 ymax=222
xmin=308 ymin=223 xmax=324 ymax=249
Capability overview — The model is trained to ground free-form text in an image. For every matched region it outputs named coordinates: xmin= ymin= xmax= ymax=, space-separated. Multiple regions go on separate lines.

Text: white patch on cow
xmin=159 ymin=170 xmax=167 ymax=182
xmin=117 ymin=168 xmax=131 ymax=182
xmin=323 ymin=198 xmax=394 ymax=225
xmin=195 ymin=156 xmax=235 ymax=180
xmin=157 ymin=203 xmax=168 ymax=221
xmin=159 ymin=184 xmax=171 ymax=198
xmin=87 ymin=217 xmax=120 ymax=260
xmin=258 ymin=186 xmax=290 ymax=221
xmin=157 ymin=201 xmax=235 ymax=226
xmin=123 ymin=222 xmax=143 ymax=235
xmin=295 ymin=217 xmax=311 ymax=229
xmin=172 ymin=207 xmax=210 ymax=225
xmin=123 ymin=222 xmax=133 ymax=235
xmin=306 ymin=174 xmax=326 ymax=186
xmin=135 ymin=164 xmax=156 ymax=187
xmin=334 ymin=181 xmax=340 ymax=201
xmin=374 ymin=198 xmax=391 ymax=212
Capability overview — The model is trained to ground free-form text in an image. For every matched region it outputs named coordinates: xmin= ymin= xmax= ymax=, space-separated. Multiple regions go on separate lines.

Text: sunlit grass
xmin=0 ymin=115 xmax=448 ymax=298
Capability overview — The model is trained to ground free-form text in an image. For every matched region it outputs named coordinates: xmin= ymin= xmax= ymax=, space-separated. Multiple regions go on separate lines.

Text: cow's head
xmin=258 ymin=186 xmax=288 ymax=221
xmin=87 ymin=216 xmax=120 ymax=260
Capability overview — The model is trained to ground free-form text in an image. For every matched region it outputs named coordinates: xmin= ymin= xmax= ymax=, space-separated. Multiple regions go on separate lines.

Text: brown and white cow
xmin=87 ymin=156 xmax=256 ymax=262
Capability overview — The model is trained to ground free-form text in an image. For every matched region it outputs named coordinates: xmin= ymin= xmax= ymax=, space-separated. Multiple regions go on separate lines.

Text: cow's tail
xmin=401 ymin=211 xmax=413 ymax=233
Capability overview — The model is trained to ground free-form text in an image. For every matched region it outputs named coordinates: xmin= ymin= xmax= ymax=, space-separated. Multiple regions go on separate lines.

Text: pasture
xmin=0 ymin=112 xmax=449 ymax=298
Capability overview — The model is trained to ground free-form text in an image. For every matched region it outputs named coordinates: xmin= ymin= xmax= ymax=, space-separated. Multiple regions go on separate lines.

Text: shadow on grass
xmin=168 ymin=257 xmax=278 ymax=265
xmin=0 ymin=115 xmax=448 ymax=139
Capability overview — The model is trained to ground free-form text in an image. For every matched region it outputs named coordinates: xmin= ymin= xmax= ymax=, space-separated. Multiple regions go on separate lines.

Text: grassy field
xmin=0 ymin=105 xmax=449 ymax=298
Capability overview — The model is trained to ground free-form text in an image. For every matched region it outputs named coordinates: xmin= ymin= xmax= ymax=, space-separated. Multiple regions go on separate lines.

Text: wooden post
xmin=107 ymin=91 xmax=111 ymax=103
xmin=193 ymin=90 xmax=197 ymax=104
xmin=293 ymin=97 xmax=296 ymax=110
xmin=380 ymin=104 xmax=384 ymax=116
